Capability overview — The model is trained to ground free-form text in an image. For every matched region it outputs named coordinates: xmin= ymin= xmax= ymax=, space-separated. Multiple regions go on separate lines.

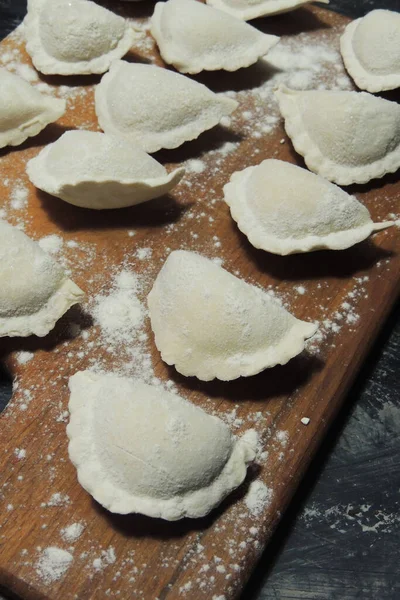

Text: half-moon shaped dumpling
xmin=340 ymin=10 xmax=400 ymax=93
xmin=150 ymin=0 xmax=279 ymax=74
xmin=0 ymin=220 xmax=84 ymax=337
xmin=148 ymin=250 xmax=317 ymax=381
xmin=26 ymin=131 xmax=185 ymax=210
xmin=205 ymin=0 xmax=329 ymax=21
xmin=0 ymin=68 xmax=65 ymax=149
xmin=24 ymin=0 xmax=135 ymax=75
xmin=95 ymin=61 xmax=238 ymax=153
xmin=67 ymin=370 xmax=258 ymax=519
xmin=224 ymin=159 xmax=394 ymax=255
xmin=275 ymin=85 xmax=400 ymax=186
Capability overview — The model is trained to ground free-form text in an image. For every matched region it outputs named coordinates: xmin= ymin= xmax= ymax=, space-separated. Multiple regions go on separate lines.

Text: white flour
xmin=245 ymin=481 xmax=273 ymax=516
xmin=61 ymin=523 xmax=85 ymax=542
xmin=36 ymin=547 xmax=73 ymax=584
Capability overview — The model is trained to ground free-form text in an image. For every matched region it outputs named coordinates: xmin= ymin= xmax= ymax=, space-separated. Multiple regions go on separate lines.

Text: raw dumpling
xmin=205 ymin=0 xmax=328 ymax=21
xmin=0 ymin=68 xmax=65 ymax=149
xmin=67 ymin=371 xmax=258 ymax=519
xmin=224 ymin=159 xmax=394 ymax=255
xmin=26 ymin=131 xmax=185 ymax=210
xmin=148 ymin=250 xmax=317 ymax=381
xmin=275 ymin=85 xmax=400 ymax=186
xmin=150 ymin=0 xmax=279 ymax=74
xmin=340 ymin=9 xmax=400 ymax=93
xmin=0 ymin=220 xmax=84 ymax=337
xmin=95 ymin=60 xmax=238 ymax=153
xmin=24 ymin=0 xmax=135 ymax=75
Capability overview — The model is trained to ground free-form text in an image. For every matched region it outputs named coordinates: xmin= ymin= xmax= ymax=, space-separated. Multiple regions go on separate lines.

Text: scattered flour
xmin=38 ymin=235 xmax=63 ymax=255
xmin=10 ymin=182 xmax=29 ymax=210
xmin=61 ymin=523 xmax=85 ymax=543
xmin=36 ymin=547 xmax=73 ymax=584
xmin=16 ymin=351 xmax=34 ymax=365
xmin=14 ymin=448 xmax=26 ymax=460
xmin=245 ymin=481 xmax=273 ymax=516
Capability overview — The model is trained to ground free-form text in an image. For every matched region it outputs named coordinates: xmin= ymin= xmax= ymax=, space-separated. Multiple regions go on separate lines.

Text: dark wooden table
xmin=0 ymin=1 xmax=399 ymax=599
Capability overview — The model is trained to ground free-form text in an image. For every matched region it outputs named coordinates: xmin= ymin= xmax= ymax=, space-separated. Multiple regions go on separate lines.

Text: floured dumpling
xmin=67 ymin=371 xmax=258 ymax=519
xmin=95 ymin=60 xmax=238 ymax=153
xmin=224 ymin=159 xmax=394 ymax=255
xmin=0 ymin=68 xmax=65 ymax=149
xmin=150 ymin=0 xmax=279 ymax=74
xmin=0 ymin=220 xmax=84 ymax=337
xmin=27 ymin=131 xmax=185 ymax=210
xmin=25 ymin=0 xmax=135 ymax=75
xmin=275 ymin=85 xmax=400 ymax=186
xmin=340 ymin=10 xmax=400 ymax=93
xmin=148 ymin=250 xmax=317 ymax=381
xmin=205 ymin=0 xmax=329 ymax=21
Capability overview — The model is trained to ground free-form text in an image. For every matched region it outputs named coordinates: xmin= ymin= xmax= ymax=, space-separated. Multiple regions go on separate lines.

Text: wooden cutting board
xmin=0 ymin=3 xmax=399 ymax=599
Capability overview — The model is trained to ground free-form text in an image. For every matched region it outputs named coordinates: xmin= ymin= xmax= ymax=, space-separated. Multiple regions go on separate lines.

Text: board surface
xmin=0 ymin=3 xmax=399 ymax=600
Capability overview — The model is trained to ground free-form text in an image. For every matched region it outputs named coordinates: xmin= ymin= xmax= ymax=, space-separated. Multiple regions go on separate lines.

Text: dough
xmin=0 ymin=220 xmax=84 ymax=337
xmin=224 ymin=159 xmax=394 ymax=255
xmin=148 ymin=250 xmax=317 ymax=381
xmin=150 ymin=0 xmax=279 ymax=74
xmin=67 ymin=371 xmax=258 ymax=519
xmin=25 ymin=0 xmax=135 ymax=75
xmin=95 ymin=60 xmax=238 ymax=153
xmin=275 ymin=85 xmax=400 ymax=185
xmin=27 ymin=131 xmax=185 ymax=209
xmin=0 ymin=68 xmax=65 ymax=149
xmin=205 ymin=0 xmax=329 ymax=21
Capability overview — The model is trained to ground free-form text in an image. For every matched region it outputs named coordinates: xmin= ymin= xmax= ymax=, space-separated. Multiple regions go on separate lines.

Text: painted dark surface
xmin=0 ymin=1 xmax=399 ymax=599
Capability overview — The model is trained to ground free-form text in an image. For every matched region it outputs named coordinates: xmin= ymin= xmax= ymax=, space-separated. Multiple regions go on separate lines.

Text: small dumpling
xmin=0 ymin=68 xmax=65 ymax=149
xmin=150 ymin=0 xmax=279 ymax=74
xmin=340 ymin=10 xmax=400 ymax=93
xmin=67 ymin=370 xmax=258 ymax=519
xmin=25 ymin=0 xmax=135 ymax=75
xmin=275 ymin=85 xmax=400 ymax=186
xmin=148 ymin=250 xmax=317 ymax=381
xmin=95 ymin=61 xmax=238 ymax=153
xmin=224 ymin=159 xmax=394 ymax=255
xmin=26 ymin=131 xmax=185 ymax=210
xmin=205 ymin=0 xmax=329 ymax=21
xmin=0 ymin=220 xmax=84 ymax=337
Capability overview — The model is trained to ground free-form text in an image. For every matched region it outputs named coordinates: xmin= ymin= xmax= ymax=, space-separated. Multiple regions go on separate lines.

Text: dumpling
xmin=148 ymin=250 xmax=317 ymax=381
xmin=67 ymin=370 xmax=258 ymax=519
xmin=95 ymin=61 xmax=238 ymax=153
xmin=26 ymin=131 xmax=185 ymax=210
xmin=275 ymin=85 xmax=400 ymax=186
xmin=24 ymin=0 xmax=135 ymax=75
xmin=0 ymin=68 xmax=65 ymax=149
xmin=0 ymin=220 xmax=84 ymax=337
xmin=340 ymin=9 xmax=400 ymax=93
xmin=150 ymin=0 xmax=279 ymax=74
xmin=205 ymin=0 xmax=329 ymax=21
xmin=224 ymin=159 xmax=394 ymax=255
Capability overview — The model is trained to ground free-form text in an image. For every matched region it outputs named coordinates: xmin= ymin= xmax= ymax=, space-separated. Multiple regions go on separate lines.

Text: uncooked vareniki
xmin=150 ymin=0 xmax=279 ymax=74
xmin=0 ymin=68 xmax=65 ymax=149
xmin=275 ymin=85 xmax=400 ymax=185
xmin=148 ymin=251 xmax=317 ymax=381
xmin=67 ymin=371 xmax=258 ymax=519
xmin=0 ymin=220 xmax=84 ymax=337
xmin=340 ymin=9 xmax=400 ymax=93
xmin=27 ymin=131 xmax=185 ymax=209
xmin=95 ymin=61 xmax=238 ymax=153
xmin=25 ymin=0 xmax=135 ymax=75
xmin=205 ymin=0 xmax=328 ymax=21
xmin=224 ymin=159 xmax=394 ymax=255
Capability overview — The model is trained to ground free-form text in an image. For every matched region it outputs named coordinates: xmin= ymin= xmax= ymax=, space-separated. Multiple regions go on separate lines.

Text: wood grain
xmin=0 ymin=3 xmax=399 ymax=600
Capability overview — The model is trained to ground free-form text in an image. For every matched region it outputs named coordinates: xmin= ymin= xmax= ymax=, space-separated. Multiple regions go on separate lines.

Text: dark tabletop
xmin=0 ymin=1 xmax=399 ymax=600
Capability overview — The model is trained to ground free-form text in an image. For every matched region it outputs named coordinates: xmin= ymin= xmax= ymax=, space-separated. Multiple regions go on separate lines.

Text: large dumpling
xmin=25 ymin=0 xmax=135 ymax=75
xmin=147 ymin=250 xmax=317 ymax=381
xmin=27 ymin=131 xmax=185 ymax=209
xmin=95 ymin=61 xmax=238 ymax=153
xmin=224 ymin=159 xmax=394 ymax=255
xmin=275 ymin=85 xmax=400 ymax=185
xmin=67 ymin=371 xmax=258 ymax=519
xmin=205 ymin=0 xmax=329 ymax=21
xmin=340 ymin=9 xmax=400 ymax=93
xmin=0 ymin=68 xmax=65 ymax=149
xmin=0 ymin=220 xmax=84 ymax=337
xmin=150 ymin=0 xmax=279 ymax=74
